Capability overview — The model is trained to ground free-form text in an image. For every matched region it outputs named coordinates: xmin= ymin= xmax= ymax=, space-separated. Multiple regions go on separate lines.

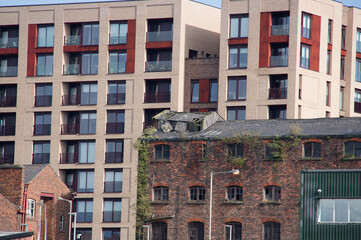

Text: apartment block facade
xmin=218 ymin=0 xmax=361 ymax=120
xmin=0 ymin=0 xmax=220 ymax=239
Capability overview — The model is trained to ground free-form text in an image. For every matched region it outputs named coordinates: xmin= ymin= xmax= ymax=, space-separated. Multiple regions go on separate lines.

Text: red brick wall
xmin=0 ymin=166 xmax=24 ymax=206
xmin=0 ymin=193 xmax=21 ymax=231
xmin=147 ymin=137 xmax=361 ymax=239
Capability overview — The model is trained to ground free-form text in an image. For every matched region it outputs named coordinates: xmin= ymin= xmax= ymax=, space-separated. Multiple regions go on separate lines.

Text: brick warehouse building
xmin=144 ymin=112 xmax=361 ymax=240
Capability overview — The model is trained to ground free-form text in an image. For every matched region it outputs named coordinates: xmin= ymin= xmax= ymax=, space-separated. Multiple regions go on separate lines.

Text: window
xmin=104 ymin=169 xmax=123 ymax=193
xmin=328 ymin=20 xmax=332 ymax=44
xmin=109 ymin=51 xmax=127 ymax=74
xmin=144 ymin=79 xmax=171 ymax=103
xmin=33 ymin=141 xmax=50 ymax=164
xmin=103 ymin=229 xmax=120 ymax=240
xmin=108 ymin=81 xmax=126 ymax=105
xmin=269 ymin=75 xmax=287 ymax=99
xmin=210 ymin=80 xmax=218 ymax=102
xmin=264 ymin=222 xmax=280 ymax=240
xmin=81 ymin=52 xmax=98 ymax=75
xmin=103 ymin=199 xmax=121 ymax=222
xmin=82 ymin=23 xmax=99 ymax=45
xmin=269 ymin=105 xmax=286 ymax=119
xmin=303 ymin=142 xmax=321 ymax=158
xmin=319 ymin=199 xmax=361 ymax=223
xmin=357 ymin=29 xmax=361 ymax=53
xmin=106 ymin=111 xmax=125 ymax=134
xmin=229 ymin=45 xmax=247 ymax=69
xmin=264 ymin=186 xmax=281 ymax=201
xmin=110 ymin=21 xmax=128 ymax=44
xmin=190 ymin=79 xmax=217 ymax=103
xmin=188 ymin=221 xmax=204 ymax=240
xmin=271 ymin=12 xmax=289 ymax=36
xmin=341 ymin=25 xmax=346 ymax=50
xmin=0 ymin=84 xmax=16 ymax=107
xmin=59 ymin=215 xmax=64 ymax=230
xmin=326 ymin=51 xmax=331 ymax=75
xmin=146 ymin=49 xmax=172 ymax=72
xmin=154 ymin=144 xmax=170 ymax=160
xmin=340 ymin=87 xmax=344 ymax=110
xmin=356 ymin=58 xmax=361 ymax=82
xmin=73 ymin=228 xmax=92 ymax=240
xmin=0 ymin=56 xmax=17 ymax=77
xmin=225 ymin=222 xmax=242 ymax=240
xmin=37 ymin=25 xmax=54 ymax=47
xmin=36 ymin=54 xmax=53 ymax=76
xmin=189 ymin=49 xmax=198 ymax=59
xmin=79 ymin=141 xmax=95 ymax=163
xmin=152 ymin=222 xmax=167 ymax=240
xmin=300 ymin=44 xmax=310 ymax=69
xmin=228 ymin=76 xmax=246 ymax=100
xmin=0 ymin=142 xmax=15 ymax=164
xmin=340 ymin=56 xmax=345 ymax=80
xmin=76 ymin=199 xmax=93 ymax=223
xmin=35 ymin=83 xmax=52 ymax=107
xmin=78 ymin=170 xmax=94 ymax=193
xmin=326 ymin=82 xmax=331 ymax=106
xmin=301 ymin=13 xmax=311 ymax=39
xmin=226 ymin=186 xmax=243 ymax=201
xmin=0 ymin=113 xmax=15 ymax=136
xmin=344 ymin=141 xmax=361 ymax=158
xmin=153 ymin=186 xmax=169 ymax=201
xmin=80 ymin=83 xmax=97 ymax=105
xmin=26 ymin=199 xmax=35 ymax=217
xmin=0 ymin=26 xmax=19 ymax=48
xmin=265 ymin=144 xmax=278 ymax=160
xmin=228 ymin=144 xmax=244 ymax=158
xmin=147 ymin=19 xmax=173 ymax=42
xmin=80 ymin=112 xmax=96 ymax=134
xmin=355 ymin=90 xmax=361 ymax=114
xmin=34 ymin=112 xmax=51 ymax=135
xmin=227 ymin=107 xmax=246 ymax=120
xmin=191 ymin=80 xmax=199 ymax=103
xmin=105 ymin=139 xmax=123 ymax=163
xmin=230 ymin=14 xmax=249 ymax=38
xmin=190 ymin=186 xmax=205 ymax=201
xmin=270 ymin=44 xmax=288 ymax=67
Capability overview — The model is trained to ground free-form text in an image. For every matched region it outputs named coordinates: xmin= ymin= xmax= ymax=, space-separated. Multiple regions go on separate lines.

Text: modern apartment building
xmin=0 ymin=0 xmax=220 ymax=239
xmin=218 ymin=0 xmax=361 ymax=120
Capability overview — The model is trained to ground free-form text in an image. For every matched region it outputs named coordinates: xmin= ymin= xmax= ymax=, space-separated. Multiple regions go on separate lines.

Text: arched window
xmin=263 ymin=222 xmax=280 ymax=240
xmin=226 ymin=186 xmax=243 ymax=201
xmin=264 ymin=186 xmax=281 ymax=201
xmin=188 ymin=221 xmax=204 ymax=240
xmin=303 ymin=142 xmax=321 ymax=158
xmin=344 ymin=141 xmax=361 ymax=157
xmin=225 ymin=221 xmax=242 ymax=240
xmin=189 ymin=186 xmax=205 ymax=201
xmin=154 ymin=144 xmax=170 ymax=160
xmin=26 ymin=199 xmax=36 ymax=217
xmin=152 ymin=221 xmax=167 ymax=240
xmin=153 ymin=186 xmax=169 ymax=201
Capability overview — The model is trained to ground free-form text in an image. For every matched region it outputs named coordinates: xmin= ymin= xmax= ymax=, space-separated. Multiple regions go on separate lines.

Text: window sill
xmin=261 ymin=200 xmax=281 ymax=205
xmin=343 ymin=157 xmax=361 ymax=161
xmin=263 ymin=158 xmax=282 ymax=161
xmin=223 ymin=200 xmax=243 ymax=205
xmin=228 ymin=67 xmax=247 ymax=70
xmin=151 ymin=201 xmax=169 ymax=205
xmin=151 ymin=160 xmax=171 ymax=163
xmin=198 ymin=158 xmax=207 ymax=162
xmin=227 ymin=99 xmax=246 ymax=102
xmin=300 ymin=157 xmax=321 ymax=161
xmin=186 ymin=201 xmax=206 ymax=205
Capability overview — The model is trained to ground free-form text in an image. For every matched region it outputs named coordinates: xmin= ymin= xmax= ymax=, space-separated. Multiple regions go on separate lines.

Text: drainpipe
xmin=20 ymin=184 xmax=29 ymax=231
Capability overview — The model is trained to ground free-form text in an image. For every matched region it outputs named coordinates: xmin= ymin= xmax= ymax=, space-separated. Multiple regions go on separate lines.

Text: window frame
xmin=77 ymin=170 xmax=94 ymax=193
xmin=357 ymin=28 xmax=361 ymax=53
xmin=33 ymin=141 xmax=50 ymax=164
xmin=59 ymin=215 xmax=64 ymax=231
xmin=229 ymin=14 xmax=249 ymax=39
xmin=191 ymin=80 xmax=200 ymax=103
xmin=340 ymin=56 xmax=345 ymax=80
xmin=35 ymin=83 xmax=52 ymax=107
xmin=109 ymin=51 xmax=127 ymax=74
xmin=263 ymin=222 xmax=281 ymax=240
xmin=104 ymin=169 xmax=123 ymax=193
xmin=154 ymin=144 xmax=170 ymax=160
xmin=328 ymin=19 xmax=332 ymax=44
xmin=26 ymin=199 xmax=36 ymax=217
xmin=76 ymin=199 xmax=93 ymax=223
xmin=36 ymin=54 xmax=53 ymax=76
xmin=103 ymin=198 xmax=122 ymax=223
xmin=37 ymin=25 xmax=54 ymax=48
xmin=341 ymin=25 xmax=346 ymax=50
xmin=103 ymin=228 xmax=121 ymax=240
xmin=301 ymin=13 xmax=311 ymax=39
xmin=82 ymin=23 xmax=99 ymax=46
xmin=189 ymin=186 xmax=206 ymax=201
xmin=229 ymin=45 xmax=248 ymax=69
xmin=106 ymin=110 xmax=125 ymax=134
xmin=79 ymin=112 xmax=97 ymax=134
xmin=109 ymin=21 xmax=128 ymax=45
xmin=300 ymin=44 xmax=310 ymax=69
xmin=225 ymin=221 xmax=242 ymax=240
xmin=226 ymin=186 xmax=243 ymax=201
xmin=153 ymin=186 xmax=169 ymax=201
xmin=105 ymin=139 xmax=124 ymax=163
xmin=228 ymin=76 xmax=247 ymax=101
xmin=356 ymin=58 xmax=361 ymax=83
xmin=227 ymin=106 xmax=246 ymax=121
xmin=227 ymin=143 xmax=244 ymax=158
xmin=318 ymin=198 xmax=361 ymax=223
xmin=152 ymin=222 xmax=167 ymax=240
xmin=264 ymin=186 xmax=281 ymax=201
xmin=268 ymin=105 xmax=287 ymax=119
xmin=34 ymin=112 xmax=51 ymax=136
xmin=81 ymin=52 xmax=98 ymax=75
xmin=107 ymin=81 xmax=126 ymax=105
xmin=303 ymin=142 xmax=321 ymax=158
xmin=344 ymin=141 xmax=361 ymax=158
xmin=209 ymin=79 xmax=218 ymax=103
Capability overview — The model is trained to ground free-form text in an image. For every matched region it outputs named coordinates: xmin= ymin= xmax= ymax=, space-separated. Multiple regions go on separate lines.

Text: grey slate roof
xmin=24 ymin=164 xmax=48 ymax=184
xmin=153 ymin=110 xmax=214 ymax=122
xmin=151 ymin=118 xmax=361 ymax=141
xmin=0 ymin=231 xmax=33 ymax=239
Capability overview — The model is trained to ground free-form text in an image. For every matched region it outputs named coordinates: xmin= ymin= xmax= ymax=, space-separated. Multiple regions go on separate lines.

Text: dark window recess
xmin=0 ymin=142 xmax=14 ymax=165
xmin=0 ymin=26 xmax=19 ymax=48
xmin=271 ymin=12 xmax=289 ymax=36
xmin=0 ymin=56 xmax=18 ymax=77
xmin=0 ymin=114 xmax=15 ymax=136
xmin=153 ymin=187 xmax=169 ymax=201
xmin=105 ymin=139 xmax=123 ymax=163
xmin=33 ymin=141 xmax=50 ymax=164
xmin=154 ymin=145 xmax=170 ymax=160
xmin=226 ymin=186 xmax=243 ymax=201
xmin=144 ymin=108 xmax=167 ymax=130
xmin=270 ymin=43 xmax=288 ymax=67
xmin=188 ymin=222 xmax=204 ymax=240
xmin=147 ymin=19 xmax=173 ymax=42
xmin=269 ymin=105 xmax=286 ymax=119
xmin=146 ymin=49 xmax=172 ymax=72
xmin=303 ymin=142 xmax=321 ymax=158
xmin=109 ymin=21 xmax=128 ymax=45
xmin=104 ymin=169 xmax=123 ymax=193
xmin=103 ymin=199 xmax=121 ymax=222
xmin=75 ymin=199 xmax=93 ymax=223
xmin=35 ymin=83 xmax=52 ymax=107
xmin=228 ymin=143 xmax=244 ymax=158
xmin=225 ymin=222 xmax=242 ymax=240
xmin=106 ymin=111 xmax=125 ymax=134
xmin=265 ymin=186 xmax=281 ymax=201
xmin=152 ymin=222 xmax=167 ymax=240
xmin=108 ymin=81 xmax=125 ymax=105
xmin=227 ymin=107 xmax=245 ymax=120
xmin=265 ymin=144 xmax=279 ymax=160
xmin=144 ymin=80 xmax=171 ymax=103
xmin=103 ymin=229 xmax=120 ymax=240
xmin=264 ymin=222 xmax=280 ymax=240
xmin=341 ymin=25 xmax=346 ymax=50
xmin=72 ymin=228 xmax=92 ymax=240
xmin=0 ymin=85 xmax=17 ymax=107
xmin=190 ymin=186 xmax=205 ymax=201
xmin=34 ymin=112 xmax=51 ymax=135
xmin=344 ymin=141 xmax=361 ymax=158
xmin=269 ymin=75 xmax=287 ymax=99
xmin=340 ymin=56 xmax=345 ymax=80
xmin=189 ymin=49 xmax=198 ymax=59
xmin=355 ymin=89 xmax=361 ymax=113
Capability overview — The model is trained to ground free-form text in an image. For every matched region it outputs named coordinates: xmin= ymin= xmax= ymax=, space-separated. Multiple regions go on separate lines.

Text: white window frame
xmin=26 ymin=199 xmax=36 ymax=217
xmin=318 ymin=199 xmax=361 ymax=223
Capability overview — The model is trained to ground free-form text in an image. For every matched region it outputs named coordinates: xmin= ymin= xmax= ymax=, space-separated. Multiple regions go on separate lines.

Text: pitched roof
xmin=24 ymin=164 xmax=48 ymax=184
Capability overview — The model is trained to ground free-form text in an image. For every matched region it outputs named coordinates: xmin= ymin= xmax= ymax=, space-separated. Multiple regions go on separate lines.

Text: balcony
xmin=271 ymin=25 xmax=289 ymax=36
xmin=147 ymin=31 xmax=173 ymax=42
xmin=33 ymin=124 xmax=51 ymax=135
xmin=0 ymin=154 xmax=14 ymax=164
xmin=64 ymin=35 xmax=81 ymax=46
xmin=62 ymin=95 xmax=80 ymax=106
xmin=34 ymin=96 xmax=52 ymax=107
xmin=63 ymin=64 xmax=80 ymax=75
xmin=268 ymin=88 xmax=287 ymax=99
xmin=145 ymin=60 xmax=172 ymax=72
xmin=107 ymin=93 xmax=125 ymax=105
xmin=144 ymin=91 xmax=171 ymax=103
xmin=0 ymin=96 xmax=16 ymax=107
xmin=104 ymin=181 xmax=123 ymax=192
xmin=32 ymin=153 xmax=50 ymax=164
xmin=59 ymin=153 xmax=78 ymax=164
xmin=105 ymin=152 xmax=123 ymax=163
xmin=61 ymin=124 xmax=79 ymax=135
xmin=106 ymin=123 xmax=125 ymax=134
xmin=0 ymin=38 xmax=18 ymax=48
xmin=355 ymin=102 xmax=361 ymax=114
xmin=109 ymin=36 xmax=127 ymax=45
xmin=270 ymin=55 xmax=288 ymax=67
xmin=0 ymin=66 xmax=17 ymax=77
xmin=0 ymin=125 xmax=15 ymax=136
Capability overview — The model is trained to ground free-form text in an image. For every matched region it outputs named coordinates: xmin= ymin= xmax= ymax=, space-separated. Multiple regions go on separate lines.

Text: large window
xmin=80 ymin=112 xmax=96 ymax=134
xmin=264 ymin=186 xmax=281 ymax=201
xmin=35 ymin=83 xmax=52 ymax=107
xmin=303 ymin=142 xmax=321 ymax=158
xmin=82 ymin=23 xmax=99 ymax=46
xmin=269 ymin=75 xmax=287 ymax=99
xmin=33 ymin=141 xmax=50 ymax=164
xmin=225 ymin=222 xmax=242 ymax=240
xmin=37 ymin=25 xmax=54 ymax=47
xmin=191 ymin=80 xmax=199 ymax=103
xmin=326 ymin=50 xmax=331 ymax=75
xmin=226 ymin=186 xmax=243 ymax=201
xmin=103 ymin=229 xmax=120 ymax=240
xmin=108 ymin=81 xmax=126 ymax=105
xmin=26 ymin=199 xmax=36 ymax=217
xmin=109 ymin=51 xmax=127 ymax=74
xmin=210 ymin=80 xmax=218 ymax=102
xmin=357 ymin=29 xmax=361 ymax=53
xmin=355 ymin=90 xmax=361 ymax=113
xmin=81 ymin=83 xmax=97 ymax=105
xmin=154 ymin=144 xmax=170 ymax=160
xmin=341 ymin=25 xmax=346 ymax=50
xmin=356 ymin=58 xmax=361 ymax=82
xmin=105 ymin=139 xmax=123 ymax=163
xmin=0 ymin=142 xmax=15 ymax=164
xmin=229 ymin=45 xmax=247 ymax=69
xmin=34 ymin=112 xmax=51 ymax=135
xmin=147 ymin=19 xmax=173 ymax=42
xmin=76 ymin=199 xmax=93 ymax=223
xmin=104 ymin=169 xmax=123 ymax=193
xmin=264 ymin=222 xmax=280 ymax=240
xmin=319 ymin=199 xmax=361 ymax=223
xmin=190 ymin=186 xmax=205 ymax=201
xmin=110 ymin=21 xmax=128 ymax=45
xmin=103 ymin=199 xmax=121 ymax=222
xmin=271 ymin=12 xmax=289 ymax=36
xmin=269 ymin=105 xmax=286 ymax=119
xmin=227 ymin=107 xmax=246 ymax=120
xmin=301 ymin=13 xmax=311 ymax=39
xmin=36 ymin=54 xmax=53 ymax=76
xmin=152 ymin=222 xmax=167 ymax=240
xmin=73 ymin=229 xmax=92 ymax=240
xmin=78 ymin=170 xmax=94 ymax=193
xmin=153 ymin=186 xmax=169 ymax=201
xmin=300 ymin=44 xmax=310 ymax=69
xmin=0 ymin=56 xmax=17 ymax=77
xmin=328 ymin=20 xmax=332 ymax=44
xmin=79 ymin=141 xmax=95 ymax=163
xmin=106 ymin=111 xmax=125 ymax=134
xmin=230 ymin=14 xmax=248 ymax=38
xmin=270 ymin=44 xmax=288 ymax=67
xmin=191 ymin=79 xmax=217 ymax=103
xmin=188 ymin=221 xmax=204 ymax=240
xmin=81 ymin=53 xmax=98 ymax=75
xmin=340 ymin=56 xmax=345 ymax=80
xmin=228 ymin=76 xmax=246 ymax=100
xmin=344 ymin=141 xmax=361 ymax=158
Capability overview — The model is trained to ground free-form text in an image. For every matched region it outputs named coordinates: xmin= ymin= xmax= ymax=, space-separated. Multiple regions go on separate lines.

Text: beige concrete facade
xmin=219 ymin=0 xmax=361 ymax=120
xmin=0 ymin=1 xmax=220 ymax=239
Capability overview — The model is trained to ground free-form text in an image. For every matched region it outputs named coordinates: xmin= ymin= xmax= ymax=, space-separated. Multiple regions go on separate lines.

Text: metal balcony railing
xmin=59 ymin=153 xmax=78 ymax=164
xmin=270 ymin=55 xmax=288 ymax=67
xmin=0 ymin=66 xmax=17 ymax=77
xmin=109 ymin=35 xmax=127 ymax=45
xmin=0 ymin=37 xmax=19 ymax=48
xmin=62 ymin=95 xmax=80 ymax=106
xmin=64 ymin=35 xmax=81 ymax=46
xmin=0 ymin=96 xmax=16 ymax=107
xmin=32 ymin=153 xmax=50 ymax=164
xmin=0 ymin=154 xmax=14 ymax=164
xmin=268 ymin=88 xmax=287 ymax=99
xmin=0 ymin=125 xmax=15 ymax=136
xmin=147 ymin=31 xmax=173 ymax=42
xmin=63 ymin=64 xmax=80 ymax=75
xmin=61 ymin=124 xmax=80 ymax=135
xmin=145 ymin=60 xmax=172 ymax=72
xmin=271 ymin=25 xmax=289 ymax=36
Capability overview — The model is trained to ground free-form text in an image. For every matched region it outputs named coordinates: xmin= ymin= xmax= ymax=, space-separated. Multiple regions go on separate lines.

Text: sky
xmin=0 ymin=0 xmax=360 ymax=9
